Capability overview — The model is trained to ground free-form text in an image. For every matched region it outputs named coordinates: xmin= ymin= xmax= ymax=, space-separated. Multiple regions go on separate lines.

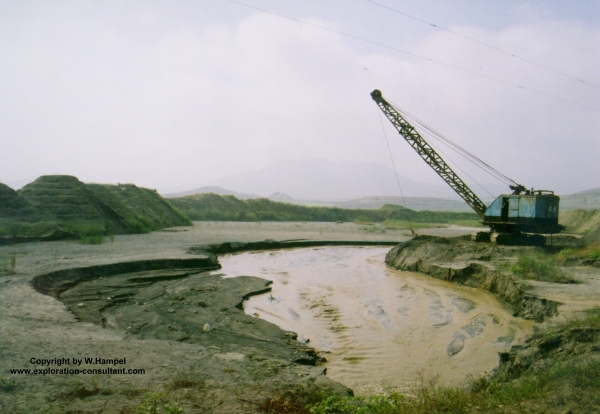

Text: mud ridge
xmin=31 ymin=257 xmax=220 ymax=297
xmin=385 ymin=235 xmax=560 ymax=322
xmin=188 ymin=239 xmax=400 ymax=256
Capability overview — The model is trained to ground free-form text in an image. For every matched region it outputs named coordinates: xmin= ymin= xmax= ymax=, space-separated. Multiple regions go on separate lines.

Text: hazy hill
xmin=204 ymin=158 xmax=462 ymax=200
xmin=561 ymin=190 xmax=600 ymax=211
xmin=573 ymin=188 xmax=600 ymax=195
xmin=560 ymin=209 xmax=600 ymax=234
xmin=163 ymin=186 xmax=261 ymax=200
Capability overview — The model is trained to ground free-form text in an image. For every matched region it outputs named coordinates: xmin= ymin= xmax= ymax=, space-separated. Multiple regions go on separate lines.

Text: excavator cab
xmin=483 ymin=192 xmax=562 ymax=234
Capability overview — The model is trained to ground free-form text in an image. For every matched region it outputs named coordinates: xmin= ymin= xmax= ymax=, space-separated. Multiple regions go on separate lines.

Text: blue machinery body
xmin=371 ymin=89 xmax=562 ymax=242
xmin=484 ymin=192 xmax=561 ymax=234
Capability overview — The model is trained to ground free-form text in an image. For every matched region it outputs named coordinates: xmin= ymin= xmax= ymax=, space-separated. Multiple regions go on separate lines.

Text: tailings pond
xmin=217 ymin=246 xmax=533 ymax=395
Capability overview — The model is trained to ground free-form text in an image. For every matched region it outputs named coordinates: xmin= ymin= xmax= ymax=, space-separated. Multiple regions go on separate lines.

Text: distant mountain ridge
xmin=202 ymin=158 xmax=461 ymax=200
xmin=163 ymin=186 xmax=261 ymax=200
xmin=573 ymin=188 xmax=600 ymax=195
xmin=163 ymin=182 xmax=600 ymax=212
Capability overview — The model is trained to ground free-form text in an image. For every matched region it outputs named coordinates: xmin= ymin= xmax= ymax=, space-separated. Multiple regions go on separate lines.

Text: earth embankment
xmin=385 ymin=236 xmax=561 ymax=322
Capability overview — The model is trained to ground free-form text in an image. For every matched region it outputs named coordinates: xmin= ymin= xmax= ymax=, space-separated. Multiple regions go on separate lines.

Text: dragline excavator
xmin=371 ymin=89 xmax=563 ymax=245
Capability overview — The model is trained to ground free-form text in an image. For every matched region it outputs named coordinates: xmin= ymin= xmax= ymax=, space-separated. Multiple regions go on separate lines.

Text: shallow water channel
xmin=217 ymin=246 xmax=532 ymax=395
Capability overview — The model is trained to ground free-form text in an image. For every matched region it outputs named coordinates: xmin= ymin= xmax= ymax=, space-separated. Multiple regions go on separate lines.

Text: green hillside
xmin=0 ymin=183 xmax=39 ymax=220
xmin=0 ymin=176 xmax=191 ymax=240
xmin=169 ymin=193 xmax=479 ymax=224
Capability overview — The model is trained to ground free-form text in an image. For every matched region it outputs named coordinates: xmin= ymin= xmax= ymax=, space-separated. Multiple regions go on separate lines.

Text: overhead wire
xmin=366 ymin=0 xmax=600 ymax=90
xmin=227 ymin=0 xmax=599 ymax=111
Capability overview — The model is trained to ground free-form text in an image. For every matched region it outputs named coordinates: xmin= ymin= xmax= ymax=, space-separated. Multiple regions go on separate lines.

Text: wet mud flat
xmin=215 ymin=247 xmax=533 ymax=395
xmin=3 ymin=259 xmax=352 ymax=414
xmin=5 ymin=222 xmax=417 ymax=413
xmin=1 ymin=222 xmax=520 ymax=413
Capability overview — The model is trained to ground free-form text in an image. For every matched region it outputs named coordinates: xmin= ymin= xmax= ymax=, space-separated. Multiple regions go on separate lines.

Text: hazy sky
xmin=1 ymin=0 xmax=599 ymax=195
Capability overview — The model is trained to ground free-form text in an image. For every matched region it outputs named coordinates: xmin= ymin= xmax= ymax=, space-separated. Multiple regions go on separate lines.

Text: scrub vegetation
xmin=0 ymin=250 xmax=16 ymax=275
xmin=169 ymin=193 xmax=480 ymax=225
xmin=557 ymin=242 xmax=600 ymax=262
xmin=511 ymin=253 xmax=576 ymax=283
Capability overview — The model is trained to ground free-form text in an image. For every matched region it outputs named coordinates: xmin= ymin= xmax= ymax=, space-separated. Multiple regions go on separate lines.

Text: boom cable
xmin=387 ymin=99 xmax=521 ymax=190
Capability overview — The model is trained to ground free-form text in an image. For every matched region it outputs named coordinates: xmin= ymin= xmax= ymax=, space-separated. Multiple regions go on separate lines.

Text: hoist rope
xmin=377 ymin=109 xmax=417 ymax=238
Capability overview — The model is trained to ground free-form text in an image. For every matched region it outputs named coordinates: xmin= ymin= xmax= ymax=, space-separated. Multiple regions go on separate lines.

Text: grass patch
xmin=78 ymin=233 xmax=106 ymax=244
xmin=137 ymin=392 xmax=185 ymax=413
xmin=0 ymin=376 xmax=17 ymax=393
xmin=557 ymin=242 xmax=600 ymax=262
xmin=166 ymin=368 xmax=204 ymax=390
xmin=259 ymin=387 xmax=329 ymax=413
xmin=532 ymin=307 xmax=600 ymax=343
xmin=511 ymin=253 xmax=576 ymax=283
xmin=0 ymin=250 xmax=16 ymax=275
xmin=56 ymin=377 xmax=111 ymax=401
xmin=297 ymin=358 xmax=600 ymax=413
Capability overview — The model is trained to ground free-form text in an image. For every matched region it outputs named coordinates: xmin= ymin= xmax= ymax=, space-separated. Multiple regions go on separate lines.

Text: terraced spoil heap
xmin=1 ymin=175 xmax=191 ymax=238
xmin=86 ymin=183 xmax=191 ymax=233
xmin=18 ymin=175 xmax=112 ymax=224
xmin=0 ymin=182 xmax=38 ymax=221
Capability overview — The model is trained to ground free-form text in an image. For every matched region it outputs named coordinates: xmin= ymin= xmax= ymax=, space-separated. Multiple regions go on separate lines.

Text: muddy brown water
xmin=217 ymin=246 xmax=533 ymax=395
